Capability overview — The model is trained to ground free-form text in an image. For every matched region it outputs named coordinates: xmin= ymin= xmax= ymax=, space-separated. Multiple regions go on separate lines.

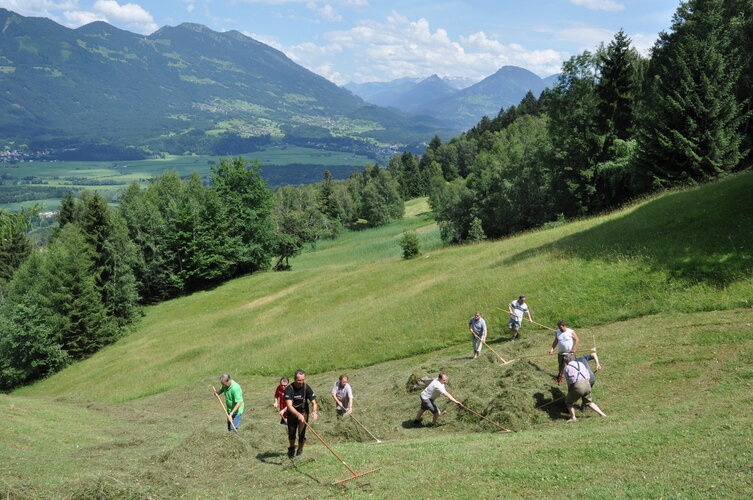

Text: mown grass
xmin=14 ymin=171 xmax=753 ymax=403
xmin=2 ymin=309 xmax=752 ymax=498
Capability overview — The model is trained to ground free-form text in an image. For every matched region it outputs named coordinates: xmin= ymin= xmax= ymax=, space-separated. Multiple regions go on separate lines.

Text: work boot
xmin=296 ymin=447 xmax=303 ymax=456
xmin=287 ymin=446 xmax=295 ymax=458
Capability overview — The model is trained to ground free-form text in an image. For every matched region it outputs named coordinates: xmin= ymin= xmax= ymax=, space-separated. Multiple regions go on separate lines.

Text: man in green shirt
xmin=216 ymin=374 xmax=244 ymax=431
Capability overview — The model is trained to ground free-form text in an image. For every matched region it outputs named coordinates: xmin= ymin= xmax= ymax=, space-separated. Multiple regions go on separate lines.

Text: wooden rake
xmin=301 ymin=420 xmax=381 ymax=484
xmin=211 ymin=386 xmax=238 ymax=432
xmin=471 ymin=330 xmax=516 ymax=364
xmin=457 ymin=402 xmax=514 ymax=433
xmin=347 ymin=412 xmax=382 ymax=444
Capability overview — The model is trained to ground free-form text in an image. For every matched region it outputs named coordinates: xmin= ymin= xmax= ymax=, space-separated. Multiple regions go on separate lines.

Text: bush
xmin=400 ymin=231 xmax=421 ymax=259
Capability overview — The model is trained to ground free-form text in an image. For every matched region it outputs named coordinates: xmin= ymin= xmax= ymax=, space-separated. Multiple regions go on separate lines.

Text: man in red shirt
xmin=273 ymin=376 xmax=289 ymax=424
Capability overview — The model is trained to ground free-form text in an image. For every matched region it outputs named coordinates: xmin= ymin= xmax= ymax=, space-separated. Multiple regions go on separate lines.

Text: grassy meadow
xmin=2 ymin=172 xmax=753 ymax=498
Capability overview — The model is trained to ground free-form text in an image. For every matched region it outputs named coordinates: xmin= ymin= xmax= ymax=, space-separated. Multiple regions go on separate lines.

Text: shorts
xmin=508 ymin=316 xmax=522 ymax=330
xmin=472 ymin=335 xmax=483 ymax=352
xmin=420 ymin=397 xmax=440 ymax=415
xmin=287 ymin=412 xmax=308 ymax=442
xmin=565 ymin=379 xmax=593 ymax=407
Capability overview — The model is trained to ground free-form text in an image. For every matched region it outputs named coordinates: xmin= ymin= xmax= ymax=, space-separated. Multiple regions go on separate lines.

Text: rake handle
xmin=535 ymin=396 xmax=565 ymax=409
xmin=212 ymin=386 xmax=238 ymax=432
xmin=348 ymin=413 xmax=381 ymax=443
xmin=458 ymin=402 xmax=512 ymax=432
xmin=470 ymin=330 xmax=510 ymax=363
xmin=302 ymin=419 xmax=358 ymax=476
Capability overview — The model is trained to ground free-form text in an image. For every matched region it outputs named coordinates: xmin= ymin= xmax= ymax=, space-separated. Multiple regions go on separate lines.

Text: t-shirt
xmin=331 ymin=381 xmax=353 ymax=408
xmin=576 ymin=354 xmax=596 ymax=385
xmin=509 ymin=300 xmax=529 ymax=320
xmin=219 ymin=380 xmax=244 ymax=415
xmin=469 ymin=317 xmax=487 ymax=338
xmin=421 ymin=378 xmax=447 ymax=402
xmin=285 ymin=382 xmax=316 ymax=413
xmin=555 ymin=327 xmax=575 ymax=353
xmin=275 ymin=384 xmax=288 ymax=416
xmin=564 ymin=360 xmax=590 ymax=385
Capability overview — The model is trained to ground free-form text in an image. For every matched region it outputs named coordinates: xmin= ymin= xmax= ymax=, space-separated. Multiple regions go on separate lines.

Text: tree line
xmin=0 ymin=157 xmax=403 ymax=390
xmin=389 ymin=0 xmax=752 ymax=243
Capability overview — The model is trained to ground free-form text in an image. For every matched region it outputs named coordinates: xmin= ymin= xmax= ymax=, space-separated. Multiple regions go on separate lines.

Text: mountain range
xmin=0 ymin=7 xmax=559 ymax=157
xmin=0 ymin=8 xmax=451 ymax=156
xmin=346 ymin=67 xmax=559 ymax=130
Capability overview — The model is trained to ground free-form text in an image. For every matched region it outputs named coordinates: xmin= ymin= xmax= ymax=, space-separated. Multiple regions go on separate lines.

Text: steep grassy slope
xmin=2 ymin=173 xmax=753 ymax=498
xmin=16 ymin=172 xmax=753 ymax=402
xmin=2 ymin=309 xmax=752 ymax=498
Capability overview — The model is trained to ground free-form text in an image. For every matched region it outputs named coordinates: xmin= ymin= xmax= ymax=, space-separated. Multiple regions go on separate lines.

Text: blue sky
xmin=1 ymin=0 xmax=680 ymax=84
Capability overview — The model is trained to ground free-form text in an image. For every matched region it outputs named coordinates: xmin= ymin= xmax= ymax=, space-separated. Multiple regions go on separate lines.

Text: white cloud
xmin=63 ymin=9 xmax=106 ymax=25
xmin=538 ymin=24 xmax=616 ymax=50
xmin=315 ymin=4 xmax=342 ymax=22
xmin=0 ymin=0 xmax=79 ymax=20
xmin=569 ymin=0 xmax=624 ymax=11
xmin=241 ymin=30 xmax=287 ymax=51
xmin=92 ymin=0 xmax=157 ymax=33
xmin=300 ymin=12 xmax=566 ymax=83
xmin=630 ymin=32 xmax=657 ymax=55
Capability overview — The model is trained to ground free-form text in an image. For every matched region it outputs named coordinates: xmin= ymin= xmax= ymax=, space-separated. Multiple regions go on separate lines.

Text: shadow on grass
xmin=495 ymin=173 xmax=753 ymax=288
xmin=533 ymin=388 xmax=566 ymax=420
xmin=270 ymin=453 xmax=322 ymax=484
xmin=256 ymin=451 xmax=286 ymax=466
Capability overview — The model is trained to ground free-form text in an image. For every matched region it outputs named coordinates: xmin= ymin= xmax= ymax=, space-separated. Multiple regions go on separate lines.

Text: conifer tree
xmin=211 ymin=157 xmax=275 ymax=276
xmin=597 ymin=29 xmax=639 ymax=144
xmin=634 ymin=0 xmax=744 ymax=188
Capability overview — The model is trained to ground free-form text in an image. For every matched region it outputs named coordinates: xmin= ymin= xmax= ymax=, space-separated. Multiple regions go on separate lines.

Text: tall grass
xmin=14 ymin=172 xmax=753 ymax=403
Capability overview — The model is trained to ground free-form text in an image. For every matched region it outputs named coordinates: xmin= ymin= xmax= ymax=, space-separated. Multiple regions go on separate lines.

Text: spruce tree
xmin=634 ymin=0 xmax=744 ymax=188
xmin=597 ymin=30 xmax=639 ymax=144
xmin=211 ymin=157 xmax=275 ymax=276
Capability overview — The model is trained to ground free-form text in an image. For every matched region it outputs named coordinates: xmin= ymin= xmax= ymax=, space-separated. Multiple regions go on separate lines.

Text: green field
xmin=2 ymin=173 xmax=753 ymax=498
xmin=0 ymin=146 xmax=371 ymax=210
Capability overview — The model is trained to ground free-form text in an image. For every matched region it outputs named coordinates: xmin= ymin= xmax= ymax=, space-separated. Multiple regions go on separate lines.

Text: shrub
xmin=400 ymin=231 xmax=421 ymax=259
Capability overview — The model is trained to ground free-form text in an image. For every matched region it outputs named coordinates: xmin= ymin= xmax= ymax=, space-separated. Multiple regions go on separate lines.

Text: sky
xmin=0 ymin=0 xmax=681 ymax=84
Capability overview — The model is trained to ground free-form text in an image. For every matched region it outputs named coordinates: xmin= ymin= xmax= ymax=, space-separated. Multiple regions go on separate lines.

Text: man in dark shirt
xmin=284 ymin=369 xmax=319 ymax=458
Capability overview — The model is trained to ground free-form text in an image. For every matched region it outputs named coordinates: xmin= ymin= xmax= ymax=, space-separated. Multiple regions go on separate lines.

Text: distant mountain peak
xmin=176 ymin=22 xmax=212 ymax=33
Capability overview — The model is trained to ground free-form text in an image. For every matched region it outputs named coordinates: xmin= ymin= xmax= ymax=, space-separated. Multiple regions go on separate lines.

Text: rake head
xmin=332 ymin=467 xmax=382 ymax=484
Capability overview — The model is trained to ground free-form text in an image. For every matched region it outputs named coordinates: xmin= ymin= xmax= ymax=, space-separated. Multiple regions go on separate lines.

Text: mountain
xmin=442 ymin=75 xmax=477 ymax=90
xmin=416 ymin=66 xmax=553 ymax=129
xmin=0 ymin=9 xmax=452 ymax=154
xmin=343 ymin=77 xmax=421 ymax=108
xmin=344 ymin=75 xmax=477 ymax=109
xmin=345 ymin=67 xmax=559 ymax=130
xmin=392 ymin=74 xmax=457 ymax=113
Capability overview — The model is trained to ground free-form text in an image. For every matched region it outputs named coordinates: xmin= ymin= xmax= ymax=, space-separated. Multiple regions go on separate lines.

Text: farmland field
xmin=0 ymin=146 xmax=372 ymax=211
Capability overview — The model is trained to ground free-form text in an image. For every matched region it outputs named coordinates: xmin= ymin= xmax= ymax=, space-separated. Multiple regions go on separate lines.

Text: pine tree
xmin=7 ymin=225 xmax=113 ymax=359
xmin=634 ymin=0 xmax=744 ymax=188
xmin=211 ymin=157 xmax=275 ymax=276
xmin=0 ymin=210 xmax=33 ymax=282
xmin=597 ymin=29 xmax=639 ymax=144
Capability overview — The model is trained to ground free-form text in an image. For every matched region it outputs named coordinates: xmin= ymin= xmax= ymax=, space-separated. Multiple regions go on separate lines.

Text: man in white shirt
xmin=468 ymin=311 xmax=488 ymax=359
xmin=413 ymin=372 xmax=461 ymax=426
xmin=507 ymin=295 xmax=532 ymax=340
xmin=331 ymin=374 xmax=353 ymax=416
